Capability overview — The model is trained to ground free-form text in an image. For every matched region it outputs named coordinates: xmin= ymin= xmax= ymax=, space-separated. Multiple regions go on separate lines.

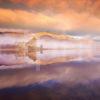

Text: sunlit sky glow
xmin=0 ymin=0 xmax=100 ymax=36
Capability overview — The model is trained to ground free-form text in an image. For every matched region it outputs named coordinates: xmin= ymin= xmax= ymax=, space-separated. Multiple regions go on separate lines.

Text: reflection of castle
xmin=0 ymin=46 xmax=94 ymax=66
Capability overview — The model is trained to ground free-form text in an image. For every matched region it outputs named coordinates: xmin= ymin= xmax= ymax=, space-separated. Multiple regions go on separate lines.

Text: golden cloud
xmin=0 ymin=8 xmax=100 ymax=33
xmin=0 ymin=8 xmax=78 ymax=31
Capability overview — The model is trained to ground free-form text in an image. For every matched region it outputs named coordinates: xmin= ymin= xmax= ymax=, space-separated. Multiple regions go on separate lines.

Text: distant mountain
xmin=28 ymin=32 xmax=94 ymax=42
xmin=26 ymin=32 xmax=94 ymax=51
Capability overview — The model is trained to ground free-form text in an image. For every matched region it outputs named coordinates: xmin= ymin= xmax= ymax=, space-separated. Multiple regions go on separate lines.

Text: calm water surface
xmin=0 ymin=46 xmax=100 ymax=100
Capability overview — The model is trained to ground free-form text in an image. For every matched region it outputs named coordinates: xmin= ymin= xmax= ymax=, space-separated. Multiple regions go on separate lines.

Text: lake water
xmin=0 ymin=46 xmax=100 ymax=100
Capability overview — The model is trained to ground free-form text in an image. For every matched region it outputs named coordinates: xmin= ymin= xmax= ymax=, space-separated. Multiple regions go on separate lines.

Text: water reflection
xmin=0 ymin=61 xmax=100 ymax=89
xmin=0 ymin=47 xmax=99 ymax=87
xmin=0 ymin=46 xmax=100 ymax=100
xmin=0 ymin=56 xmax=100 ymax=100
xmin=0 ymin=48 xmax=95 ymax=67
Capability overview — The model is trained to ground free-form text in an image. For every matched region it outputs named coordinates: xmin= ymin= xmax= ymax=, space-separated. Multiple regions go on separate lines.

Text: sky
xmin=0 ymin=0 xmax=100 ymax=36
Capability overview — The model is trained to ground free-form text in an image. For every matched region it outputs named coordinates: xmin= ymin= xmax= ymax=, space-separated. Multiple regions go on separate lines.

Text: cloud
xmin=0 ymin=0 xmax=99 ymax=35
xmin=0 ymin=8 xmax=76 ymax=31
xmin=0 ymin=8 xmax=100 ymax=35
